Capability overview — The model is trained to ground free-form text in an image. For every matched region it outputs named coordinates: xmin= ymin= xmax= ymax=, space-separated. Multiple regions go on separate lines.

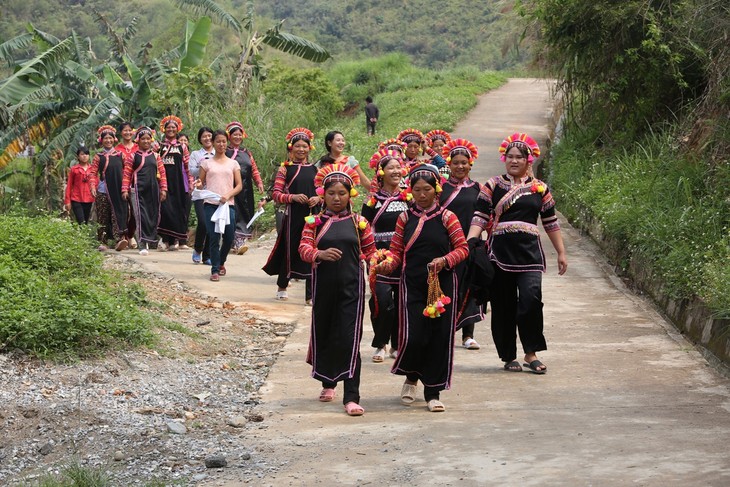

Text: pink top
xmin=201 ymin=157 xmax=239 ymax=205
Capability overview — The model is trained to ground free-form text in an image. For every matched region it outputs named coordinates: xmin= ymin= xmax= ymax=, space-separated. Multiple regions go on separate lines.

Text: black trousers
xmin=322 ymin=354 xmax=361 ymax=405
xmin=193 ymin=199 xmax=209 ymax=259
xmin=369 ymin=281 xmax=398 ymax=349
xmin=71 ymin=201 xmax=92 ymax=224
xmin=490 ymin=268 xmax=546 ymax=363
xmin=277 ymin=274 xmax=312 ymax=301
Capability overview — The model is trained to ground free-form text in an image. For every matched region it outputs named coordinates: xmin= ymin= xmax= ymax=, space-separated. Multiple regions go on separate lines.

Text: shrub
xmin=0 ymin=216 xmax=155 ymax=357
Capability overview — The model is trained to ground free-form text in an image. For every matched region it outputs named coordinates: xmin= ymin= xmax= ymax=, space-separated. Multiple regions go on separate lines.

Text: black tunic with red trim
xmin=440 ymin=177 xmax=485 ymax=329
xmin=158 ymin=141 xmax=191 ymax=241
xmin=299 ymin=212 xmax=376 ymax=383
xmin=90 ymin=149 xmax=127 ymax=239
xmin=263 ymin=163 xmax=319 ymax=279
xmin=387 ymin=203 xmax=468 ymax=389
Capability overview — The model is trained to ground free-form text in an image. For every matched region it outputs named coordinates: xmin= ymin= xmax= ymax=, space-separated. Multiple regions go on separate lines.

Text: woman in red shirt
xmin=64 ymin=147 xmax=95 ymax=224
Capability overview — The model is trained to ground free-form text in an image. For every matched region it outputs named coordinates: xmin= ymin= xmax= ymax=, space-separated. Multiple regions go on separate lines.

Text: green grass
xmin=547 ymin=129 xmax=730 ymax=317
xmin=0 ymin=216 xmax=156 ymax=357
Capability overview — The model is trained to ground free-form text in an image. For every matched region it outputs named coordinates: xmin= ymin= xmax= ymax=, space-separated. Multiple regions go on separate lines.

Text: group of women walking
xmin=261 ymin=126 xmax=567 ymax=416
xmin=65 ymin=118 xmax=567 ymax=417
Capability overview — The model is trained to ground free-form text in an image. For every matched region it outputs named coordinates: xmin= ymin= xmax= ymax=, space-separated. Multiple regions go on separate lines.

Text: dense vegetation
xmin=0 ymin=1 xmax=528 ymax=71
xmin=526 ymin=0 xmax=729 ymax=317
xmin=0 ymin=215 xmax=155 ymax=357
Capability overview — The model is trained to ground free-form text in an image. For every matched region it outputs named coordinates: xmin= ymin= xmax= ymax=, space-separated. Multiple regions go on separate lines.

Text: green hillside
xmin=0 ymin=0 xmax=528 ymax=70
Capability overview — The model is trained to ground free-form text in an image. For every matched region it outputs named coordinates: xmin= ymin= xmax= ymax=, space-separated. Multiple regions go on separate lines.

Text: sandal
xmin=400 ymin=382 xmax=417 ymax=405
xmin=523 ymin=359 xmax=547 ymax=374
xmin=318 ymin=388 xmax=335 ymax=402
xmin=389 ymin=347 xmax=398 ymax=359
xmin=503 ymin=360 xmax=522 ymax=372
xmin=372 ymin=348 xmax=386 ymax=363
xmin=462 ymin=338 xmax=481 ymax=350
xmin=427 ymin=399 xmax=445 ymax=412
xmin=275 ymin=291 xmax=288 ymax=301
xmin=344 ymin=402 xmax=364 ymax=416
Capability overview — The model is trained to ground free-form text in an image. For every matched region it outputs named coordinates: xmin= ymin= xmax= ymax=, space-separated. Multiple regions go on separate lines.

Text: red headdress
xmin=378 ymin=138 xmax=407 ymax=153
xmin=314 ymin=163 xmax=360 ymax=198
xmin=426 ymin=130 xmax=452 ymax=147
xmin=226 ymin=121 xmax=248 ymax=139
xmin=159 ymin=115 xmax=183 ymax=134
xmin=499 ymin=133 xmax=540 ymax=163
xmin=369 ymin=148 xmax=405 ymax=170
xmin=135 ymin=126 xmax=156 ymax=142
xmin=443 ymin=138 xmax=479 ymax=165
xmin=97 ymin=125 xmax=117 ymax=144
xmin=397 ymin=128 xmax=424 ymax=145
xmin=286 ymin=127 xmax=315 ymax=149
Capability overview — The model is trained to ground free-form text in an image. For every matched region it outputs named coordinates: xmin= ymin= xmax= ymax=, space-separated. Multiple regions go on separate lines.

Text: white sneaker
xmin=158 ymin=241 xmax=168 ymax=251
xmin=275 ymin=291 xmax=288 ymax=301
xmin=139 ymin=248 xmax=149 ymax=256
xmin=463 ymin=338 xmax=481 ymax=350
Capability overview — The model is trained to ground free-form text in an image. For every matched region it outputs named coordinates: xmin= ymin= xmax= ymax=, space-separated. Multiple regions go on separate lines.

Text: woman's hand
xmin=258 ymin=198 xmax=268 ymax=209
xmin=91 ymin=187 xmax=97 ymax=198
xmin=317 ymin=248 xmax=342 ymax=262
xmin=219 ymin=195 xmax=228 ymax=205
xmin=194 ymin=178 xmax=203 ymax=189
xmin=307 ymin=195 xmax=321 ymax=207
xmin=257 ymin=182 xmax=265 ymax=193
xmin=160 ymin=190 xmax=167 ymax=202
xmin=293 ymin=193 xmax=309 ymax=204
xmin=121 ymin=191 xmax=128 ymax=201
xmin=428 ymin=256 xmax=447 ymax=273
xmin=557 ymin=252 xmax=568 ymax=275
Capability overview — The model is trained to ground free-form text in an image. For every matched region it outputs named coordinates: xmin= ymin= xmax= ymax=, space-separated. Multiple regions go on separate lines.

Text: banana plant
xmin=173 ymin=0 xmax=331 ymax=97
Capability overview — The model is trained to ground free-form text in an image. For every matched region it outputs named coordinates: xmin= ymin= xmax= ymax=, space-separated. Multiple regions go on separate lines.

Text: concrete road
xmin=123 ymin=79 xmax=730 ymax=486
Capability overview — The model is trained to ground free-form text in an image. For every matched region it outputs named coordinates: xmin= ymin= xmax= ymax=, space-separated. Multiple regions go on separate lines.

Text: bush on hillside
xmin=0 ymin=216 xmax=155 ymax=357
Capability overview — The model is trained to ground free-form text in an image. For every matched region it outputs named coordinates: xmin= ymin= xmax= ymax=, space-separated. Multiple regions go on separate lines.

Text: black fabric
xmin=158 ymin=143 xmax=191 ymax=242
xmin=98 ymin=152 xmax=128 ymax=239
xmin=227 ymin=146 xmax=255 ymax=238
xmin=70 ymin=201 xmax=92 ymax=224
xmin=464 ymin=238 xmax=494 ymax=306
xmin=130 ymin=151 xmax=161 ymax=245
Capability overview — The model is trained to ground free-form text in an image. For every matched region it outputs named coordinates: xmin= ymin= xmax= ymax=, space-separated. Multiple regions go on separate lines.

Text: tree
xmin=172 ymin=0 xmax=331 ymax=99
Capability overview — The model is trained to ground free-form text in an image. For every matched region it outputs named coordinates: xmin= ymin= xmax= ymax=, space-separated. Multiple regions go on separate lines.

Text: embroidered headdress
xmin=443 ymin=138 xmax=478 ymax=164
xmin=378 ymin=138 xmax=407 ymax=153
xmin=408 ymin=163 xmax=443 ymax=192
xmin=426 ymin=130 xmax=452 ymax=147
xmin=159 ymin=115 xmax=183 ymax=133
xmin=97 ymin=125 xmax=117 ymax=144
xmin=226 ymin=121 xmax=248 ymax=139
xmin=314 ymin=163 xmax=360 ymax=197
xmin=369 ymin=148 xmax=404 ymax=170
xmin=135 ymin=126 xmax=155 ymax=142
xmin=286 ymin=127 xmax=315 ymax=149
xmin=499 ymin=132 xmax=540 ymax=163
xmin=397 ymin=128 xmax=424 ymax=145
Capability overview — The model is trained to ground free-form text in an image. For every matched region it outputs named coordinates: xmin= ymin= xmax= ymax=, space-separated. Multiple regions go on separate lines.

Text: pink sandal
xmin=318 ymin=388 xmax=335 ymax=402
xmin=344 ymin=402 xmax=364 ymax=416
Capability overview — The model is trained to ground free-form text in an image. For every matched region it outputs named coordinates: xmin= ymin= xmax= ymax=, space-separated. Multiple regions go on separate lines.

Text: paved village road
xmin=124 ymin=79 xmax=730 ymax=486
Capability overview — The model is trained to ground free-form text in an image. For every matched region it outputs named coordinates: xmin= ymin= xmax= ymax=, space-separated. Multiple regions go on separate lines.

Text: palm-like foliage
xmin=173 ymin=0 xmax=331 ymax=96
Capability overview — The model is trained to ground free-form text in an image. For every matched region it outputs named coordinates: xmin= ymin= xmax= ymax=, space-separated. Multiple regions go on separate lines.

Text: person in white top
xmin=189 ymin=127 xmax=215 ymax=264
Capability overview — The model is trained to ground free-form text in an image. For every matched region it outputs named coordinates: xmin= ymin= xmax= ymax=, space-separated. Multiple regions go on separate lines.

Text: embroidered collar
xmin=323 ymin=208 xmax=351 ymax=218
xmin=411 ymin=202 xmax=440 ymax=217
xmin=504 ymin=174 xmax=531 ymax=185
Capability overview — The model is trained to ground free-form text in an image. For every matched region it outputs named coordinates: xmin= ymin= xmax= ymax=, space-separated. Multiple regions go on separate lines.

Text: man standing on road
xmin=365 ymin=96 xmax=379 ymax=136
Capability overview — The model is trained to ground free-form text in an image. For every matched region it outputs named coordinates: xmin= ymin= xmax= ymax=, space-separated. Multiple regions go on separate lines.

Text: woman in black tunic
xmin=157 ymin=115 xmax=192 ymax=250
xmin=439 ymin=138 xmax=485 ymax=350
xmin=263 ymin=128 xmax=320 ymax=303
xmin=361 ymin=149 xmax=410 ymax=362
xmin=90 ymin=125 xmax=129 ymax=251
xmin=225 ymin=121 xmax=264 ymax=254
xmin=299 ymin=163 xmax=376 ymax=416
xmin=375 ymin=164 xmax=468 ymax=412
xmin=121 ymin=127 xmax=168 ymax=255
xmin=466 ymin=133 xmax=568 ymax=374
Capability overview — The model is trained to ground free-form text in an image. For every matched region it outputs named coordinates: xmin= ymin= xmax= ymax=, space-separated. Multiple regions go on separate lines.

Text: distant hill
xmin=1 ymin=0 xmax=529 ymax=71
xmin=255 ymin=0 xmax=529 ymax=70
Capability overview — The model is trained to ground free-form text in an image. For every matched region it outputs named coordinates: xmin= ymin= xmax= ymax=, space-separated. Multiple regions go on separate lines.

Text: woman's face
xmin=77 ymin=152 xmax=90 ymax=164
xmin=121 ymin=126 xmax=134 ymax=142
xmin=505 ymin=146 xmax=529 ymax=178
xmin=330 ymin=133 xmax=346 ymax=154
xmin=165 ymin=123 xmax=178 ymax=139
xmin=449 ymin=154 xmax=471 ymax=180
xmin=101 ymin=134 xmax=115 ymax=149
xmin=213 ymin=134 xmax=228 ymax=153
xmin=178 ymin=135 xmax=189 ymax=146
xmin=382 ymin=159 xmax=403 ymax=188
xmin=324 ymin=181 xmax=350 ymax=213
xmin=290 ymin=139 xmax=310 ymax=161
xmin=411 ymin=178 xmax=436 ymax=209
xmin=405 ymin=141 xmax=420 ymax=159
xmin=229 ymin=129 xmax=243 ymax=146
xmin=138 ymin=134 xmax=152 ymax=150
xmin=200 ymin=131 xmax=213 ymax=150
xmin=431 ymin=139 xmax=446 ymax=151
